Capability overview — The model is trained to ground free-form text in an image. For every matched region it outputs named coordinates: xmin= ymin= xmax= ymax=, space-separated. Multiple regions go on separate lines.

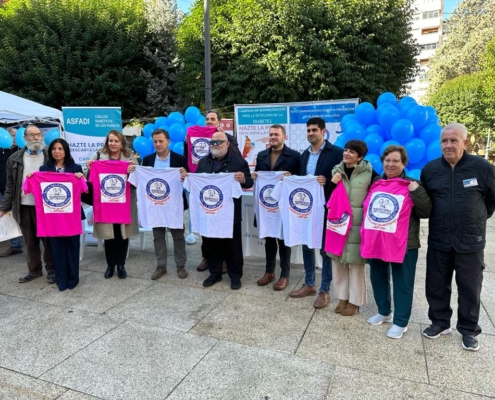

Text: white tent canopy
xmin=0 ymin=91 xmax=63 ymax=124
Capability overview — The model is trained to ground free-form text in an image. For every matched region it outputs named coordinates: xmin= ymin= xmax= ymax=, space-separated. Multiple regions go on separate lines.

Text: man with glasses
xmin=0 ymin=124 xmax=55 ymax=283
xmin=0 ymin=128 xmax=23 ymax=257
xmin=195 ymin=130 xmax=253 ymax=289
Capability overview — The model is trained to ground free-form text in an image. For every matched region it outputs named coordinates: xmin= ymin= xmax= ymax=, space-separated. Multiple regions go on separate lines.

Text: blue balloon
xmin=172 ymin=142 xmax=185 ymax=155
xmin=185 ymin=106 xmax=201 ymax=124
xmin=404 ymin=138 xmax=426 ymax=164
xmin=185 ymin=123 xmax=194 ymax=132
xmin=168 ymin=112 xmax=185 ymax=126
xmin=406 ymin=105 xmax=430 ymax=133
xmin=340 ymin=114 xmax=358 ymax=129
xmin=364 ymin=134 xmax=384 ymax=155
xmin=399 ymin=101 xmax=417 ymax=119
xmin=377 ymin=92 xmax=397 ymax=107
xmin=155 ymin=116 xmax=168 ymax=127
xmin=398 ymin=96 xmax=417 ymax=109
xmin=408 ymin=169 xmax=422 ymax=180
xmin=366 ymin=124 xmax=386 ymax=138
xmin=355 ymin=102 xmax=375 ymax=126
xmin=142 ymin=123 xmax=155 ymax=138
xmin=169 ymin=123 xmax=186 ymax=143
xmin=195 ymin=116 xmax=206 ymax=126
xmin=364 ymin=153 xmax=383 ymax=174
xmin=424 ymin=105 xmax=437 ymax=118
xmin=334 ymin=134 xmax=347 ymax=149
xmin=378 ymin=106 xmax=400 ymax=132
xmin=344 ymin=123 xmax=366 ymax=141
xmin=16 ymin=127 xmax=26 ymax=148
xmin=0 ymin=128 xmax=13 ymax=149
xmin=44 ymin=129 xmax=61 ymax=146
xmin=391 ymin=119 xmax=414 ymax=144
xmin=380 ymin=140 xmax=400 ymax=156
xmin=133 ymin=136 xmax=153 ymax=157
xmin=427 ymin=141 xmax=442 ymax=161
xmin=419 ymin=124 xmax=442 ymax=146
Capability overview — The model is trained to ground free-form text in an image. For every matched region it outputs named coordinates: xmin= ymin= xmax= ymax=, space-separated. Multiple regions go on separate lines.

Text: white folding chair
xmin=80 ymin=207 xmax=103 ymax=260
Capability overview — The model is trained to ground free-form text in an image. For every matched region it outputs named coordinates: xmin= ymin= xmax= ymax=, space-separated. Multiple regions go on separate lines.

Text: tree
xmin=0 ymin=0 xmax=179 ymax=118
xmin=427 ymin=0 xmax=495 ymax=95
xmin=481 ymin=36 xmax=495 ymax=125
xmin=177 ymin=0 xmax=419 ymax=108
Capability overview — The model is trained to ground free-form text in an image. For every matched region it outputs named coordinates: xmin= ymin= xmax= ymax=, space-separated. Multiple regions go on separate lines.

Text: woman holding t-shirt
xmin=85 ymin=130 xmax=138 ymax=279
xmin=39 ymin=139 xmax=85 ymax=291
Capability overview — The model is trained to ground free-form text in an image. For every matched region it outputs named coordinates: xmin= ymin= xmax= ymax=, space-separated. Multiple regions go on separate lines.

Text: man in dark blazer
xmin=142 ymin=128 xmax=189 ymax=280
xmin=252 ymin=124 xmax=300 ymax=291
xmin=289 ymin=117 xmax=344 ymax=311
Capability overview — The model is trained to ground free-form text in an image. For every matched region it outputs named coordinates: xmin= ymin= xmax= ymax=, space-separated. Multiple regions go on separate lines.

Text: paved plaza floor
xmin=0 ymin=219 xmax=494 ymax=399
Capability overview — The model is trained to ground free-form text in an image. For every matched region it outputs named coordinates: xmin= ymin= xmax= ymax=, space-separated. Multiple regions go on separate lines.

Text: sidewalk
xmin=0 ymin=219 xmax=494 ymax=399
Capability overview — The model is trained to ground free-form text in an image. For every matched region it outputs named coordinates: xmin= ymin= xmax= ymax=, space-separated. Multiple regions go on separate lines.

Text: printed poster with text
xmin=62 ymin=107 xmax=122 ymax=167
xmin=235 ymin=100 xmax=358 ymax=169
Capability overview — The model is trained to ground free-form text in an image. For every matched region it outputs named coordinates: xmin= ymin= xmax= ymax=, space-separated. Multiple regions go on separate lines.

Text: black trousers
xmin=49 ymin=235 xmax=80 ymax=290
xmin=426 ymin=247 xmax=484 ymax=336
xmin=104 ymin=224 xmax=129 ymax=267
xmin=265 ymin=237 xmax=291 ymax=278
xmin=204 ymin=222 xmax=243 ymax=281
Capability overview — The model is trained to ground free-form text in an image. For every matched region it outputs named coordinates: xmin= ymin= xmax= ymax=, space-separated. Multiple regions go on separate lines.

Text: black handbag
xmin=81 ymin=151 xmax=100 ymax=205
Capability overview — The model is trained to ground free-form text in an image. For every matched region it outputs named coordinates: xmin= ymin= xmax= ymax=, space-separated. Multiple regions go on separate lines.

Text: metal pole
xmin=204 ymin=0 xmax=212 ymax=111
xmin=486 ymin=128 xmax=491 ymax=160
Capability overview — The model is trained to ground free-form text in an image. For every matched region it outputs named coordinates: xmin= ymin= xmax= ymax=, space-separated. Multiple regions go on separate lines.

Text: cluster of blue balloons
xmin=336 ymin=92 xmax=442 ymax=179
xmin=133 ymin=106 xmax=205 ymax=158
xmin=0 ymin=126 xmax=61 ymax=149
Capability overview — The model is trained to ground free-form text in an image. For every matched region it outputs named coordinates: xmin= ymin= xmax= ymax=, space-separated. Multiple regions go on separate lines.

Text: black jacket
xmin=300 ymin=140 xmax=344 ymax=200
xmin=141 ymin=150 xmax=190 ymax=211
xmin=196 ymin=150 xmax=253 ymax=223
xmin=40 ymin=162 xmax=86 ymax=220
xmin=254 ymin=144 xmax=300 ymax=175
xmin=421 ymin=151 xmax=495 ymax=252
xmin=0 ymin=146 xmax=19 ymax=194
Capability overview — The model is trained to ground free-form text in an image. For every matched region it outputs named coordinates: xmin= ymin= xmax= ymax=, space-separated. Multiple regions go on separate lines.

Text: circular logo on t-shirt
xmin=42 ymin=183 xmax=71 ymax=208
xmin=329 ymin=212 xmax=349 ymax=225
xmin=101 ymin=175 xmax=125 ymax=198
xmin=289 ymin=188 xmax=313 ymax=214
xmin=259 ymin=184 xmax=278 ymax=208
xmin=192 ymin=138 xmax=211 ymax=159
xmin=200 ymin=185 xmax=223 ymax=209
xmin=368 ymin=193 xmax=400 ymax=223
xmin=146 ymin=178 xmax=170 ymax=201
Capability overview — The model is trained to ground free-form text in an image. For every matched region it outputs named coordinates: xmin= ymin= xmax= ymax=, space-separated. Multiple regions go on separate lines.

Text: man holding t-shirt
xmin=289 ymin=117 xmax=343 ymax=310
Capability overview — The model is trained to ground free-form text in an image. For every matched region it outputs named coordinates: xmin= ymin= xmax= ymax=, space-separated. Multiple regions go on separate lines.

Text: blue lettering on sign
xmin=237 ymin=107 xmax=288 ymax=125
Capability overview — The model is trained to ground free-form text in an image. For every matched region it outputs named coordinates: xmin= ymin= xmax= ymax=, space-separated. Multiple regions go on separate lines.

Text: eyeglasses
xmin=384 ymin=159 xmax=402 ymax=165
xmin=25 ymin=133 xmax=42 ymax=139
xmin=209 ymin=139 xmax=226 ymax=146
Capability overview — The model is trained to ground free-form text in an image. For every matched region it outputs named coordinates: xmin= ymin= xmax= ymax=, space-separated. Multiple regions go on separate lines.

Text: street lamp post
xmin=204 ymin=0 xmax=212 ymax=111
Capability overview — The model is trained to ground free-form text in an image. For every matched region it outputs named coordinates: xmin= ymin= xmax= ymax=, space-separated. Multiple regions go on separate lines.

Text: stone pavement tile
xmin=57 ymin=390 xmax=102 ymax=400
xmin=424 ymin=330 xmax=495 ymax=397
xmin=0 ymin=294 xmax=50 ymax=329
xmin=0 ymin=307 xmax=119 ymax=377
xmin=0 ymin=367 xmax=67 ymax=399
xmin=479 ymin=271 xmax=495 ymax=323
xmin=105 ymin=282 xmax=229 ymax=332
xmin=167 ymin=341 xmax=334 ymax=400
xmin=41 ymin=321 xmax=217 ymax=400
xmin=296 ymin=311 xmax=428 ymax=383
xmin=326 ymin=365 xmax=489 ymax=399
xmin=190 ymin=293 xmax=315 ymax=354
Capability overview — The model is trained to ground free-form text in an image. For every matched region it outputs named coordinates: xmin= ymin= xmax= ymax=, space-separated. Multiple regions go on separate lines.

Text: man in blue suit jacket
xmin=142 ymin=129 xmax=189 ymax=280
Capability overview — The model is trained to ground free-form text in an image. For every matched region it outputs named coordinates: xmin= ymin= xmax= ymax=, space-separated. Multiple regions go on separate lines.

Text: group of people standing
xmin=0 ymin=115 xmax=493 ymax=352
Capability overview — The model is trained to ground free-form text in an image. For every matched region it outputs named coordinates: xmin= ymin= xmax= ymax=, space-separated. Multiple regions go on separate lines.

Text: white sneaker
xmin=367 ymin=313 xmax=393 ymax=325
xmin=387 ymin=324 xmax=408 ymax=339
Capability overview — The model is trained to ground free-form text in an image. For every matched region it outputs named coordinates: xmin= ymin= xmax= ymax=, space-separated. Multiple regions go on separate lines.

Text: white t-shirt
xmin=128 ymin=166 xmax=184 ymax=229
xmin=254 ymin=171 xmax=285 ymax=239
xmin=271 ymin=175 xmax=325 ymax=248
xmin=183 ymin=173 xmax=242 ymax=239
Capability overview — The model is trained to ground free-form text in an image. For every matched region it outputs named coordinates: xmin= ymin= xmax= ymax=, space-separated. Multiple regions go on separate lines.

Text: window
xmin=419 ymin=59 xmax=429 ymax=66
xmin=422 ymin=43 xmax=438 ymax=50
xmin=422 ymin=27 xmax=439 ymax=35
xmin=419 ymin=74 xmax=428 ymax=82
xmin=423 ymin=11 xmax=439 ymax=19
xmin=413 ymin=14 xmax=420 ymax=20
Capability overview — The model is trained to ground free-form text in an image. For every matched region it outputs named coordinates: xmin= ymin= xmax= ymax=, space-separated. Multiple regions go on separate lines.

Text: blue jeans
xmin=302 ymin=245 xmax=332 ymax=293
xmin=0 ymin=193 xmax=22 ymax=250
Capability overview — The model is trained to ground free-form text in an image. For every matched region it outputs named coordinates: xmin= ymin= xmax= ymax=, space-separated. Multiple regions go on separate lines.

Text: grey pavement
xmin=0 ymin=220 xmax=494 ymax=399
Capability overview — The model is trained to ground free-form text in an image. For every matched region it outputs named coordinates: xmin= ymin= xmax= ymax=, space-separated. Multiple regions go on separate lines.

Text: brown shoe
xmin=273 ymin=277 xmax=289 ymax=291
xmin=177 ymin=265 xmax=188 ymax=279
xmin=257 ymin=273 xmax=275 ymax=286
xmin=313 ymin=292 xmax=330 ymax=309
xmin=0 ymin=247 xmax=22 ymax=257
xmin=340 ymin=303 xmax=359 ymax=316
xmin=196 ymin=258 xmax=208 ymax=272
xmin=222 ymin=261 xmax=228 ymax=274
xmin=289 ymin=284 xmax=317 ymax=298
xmin=151 ymin=266 xmax=167 ymax=280
xmin=334 ymin=299 xmax=349 ymax=313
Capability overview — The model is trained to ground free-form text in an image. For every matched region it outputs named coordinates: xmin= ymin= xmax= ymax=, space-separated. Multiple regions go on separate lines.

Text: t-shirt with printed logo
xmin=253 ymin=171 xmax=285 ymax=239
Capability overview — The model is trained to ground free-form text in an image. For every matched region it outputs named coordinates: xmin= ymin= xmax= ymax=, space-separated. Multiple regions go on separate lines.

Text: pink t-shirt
xmin=187 ymin=126 xmax=217 ymax=172
xmin=360 ymin=178 xmax=413 ymax=263
xmin=89 ymin=160 xmax=131 ymax=224
xmin=23 ymin=171 xmax=88 ymax=237
xmin=325 ymin=181 xmax=352 ymax=256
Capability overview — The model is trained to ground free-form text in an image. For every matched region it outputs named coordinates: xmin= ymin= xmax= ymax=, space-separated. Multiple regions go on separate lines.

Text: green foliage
xmin=427 ymin=0 xmax=495 ymax=95
xmin=481 ymin=36 xmax=495 ymax=124
xmin=0 ymin=0 xmax=179 ymax=118
xmin=177 ymin=0 xmax=419 ymax=108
